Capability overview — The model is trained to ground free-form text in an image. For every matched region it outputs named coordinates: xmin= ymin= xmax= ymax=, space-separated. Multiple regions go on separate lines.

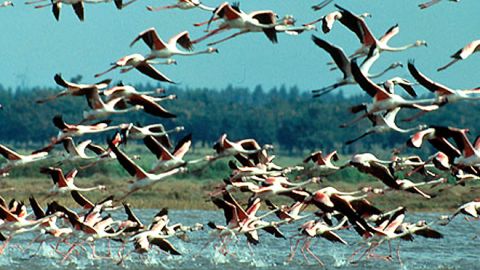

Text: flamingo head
xmin=415 ymin=40 xmax=428 ymax=47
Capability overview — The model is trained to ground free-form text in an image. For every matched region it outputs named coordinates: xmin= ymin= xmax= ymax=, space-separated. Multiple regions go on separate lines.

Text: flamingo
xmin=147 ymin=0 xmax=214 ymax=12
xmin=201 ymin=14 xmax=305 ymax=46
xmin=303 ymin=150 xmax=340 ymax=175
xmin=95 ymin=54 xmax=176 ymax=83
xmin=304 ymin=10 xmax=371 ymax=34
xmin=419 ymin=0 xmax=460 ymax=10
xmin=36 ymin=73 xmax=111 ymax=104
xmin=102 ymin=85 xmax=171 ymax=103
xmin=209 ymin=133 xmax=272 ymax=161
xmin=107 ymin=137 xmax=186 ymax=200
xmin=344 ymin=108 xmax=427 ymax=145
xmin=409 ymin=61 xmax=480 ymax=103
xmin=40 ymin=167 xmax=106 ymax=194
xmin=446 ymin=199 xmax=480 ymax=222
xmin=289 ymin=218 xmax=348 ymax=265
xmin=120 ymin=123 xmax=183 ymax=146
xmin=437 ymin=40 xmax=480 ymax=71
xmin=130 ymin=28 xmax=218 ymax=61
xmin=335 ymin=5 xmax=427 ymax=59
xmin=80 ymin=87 xmax=145 ymax=122
xmin=0 ymin=144 xmax=51 ymax=176
xmin=69 ymin=191 xmax=119 ymax=212
xmin=191 ymin=2 xmax=289 ymax=45
xmin=0 ymin=1 xmax=13 ymax=7
xmin=339 ymin=60 xmax=439 ymax=127
xmin=52 ymin=115 xmax=121 ymax=142
xmin=143 ymin=133 xmax=193 ymax=172
xmin=35 ymin=0 xmax=85 ymax=21
xmin=311 ymin=36 xmax=402 ymax=97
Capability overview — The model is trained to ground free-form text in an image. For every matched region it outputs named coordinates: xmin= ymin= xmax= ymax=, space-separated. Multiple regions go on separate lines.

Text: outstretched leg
xmin=192 ymin=26 xmax=229 ymax=44
xmin=207 ymin=30 xmax=249 ymax=46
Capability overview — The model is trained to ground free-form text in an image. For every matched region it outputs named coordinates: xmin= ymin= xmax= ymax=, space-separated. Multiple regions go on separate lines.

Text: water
xmin=0 ymin=210 xmax=478 ymax=270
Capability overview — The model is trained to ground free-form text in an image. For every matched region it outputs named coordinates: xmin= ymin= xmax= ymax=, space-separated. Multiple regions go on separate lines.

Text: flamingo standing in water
xmin=130 ymin=28 xmax=218 ymax=61
xmin=147 ymin=0 xmax=214 ymax=12
xmin=437 ymin=40 xmax=480 ymax=71
xmin=95 ymin=54 xmax=176 ymax=83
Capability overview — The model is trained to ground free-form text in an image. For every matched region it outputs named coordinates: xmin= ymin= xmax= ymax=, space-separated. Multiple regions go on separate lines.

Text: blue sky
xmin=1 ymin=0 xmax=479 ymax=93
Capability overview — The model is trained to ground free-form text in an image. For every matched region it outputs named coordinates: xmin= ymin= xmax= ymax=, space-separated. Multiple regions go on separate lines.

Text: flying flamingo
xmin=303 ymin=150 xmax=340 ymax=175
xmin=95 ymin=54 xmax=176 ymax=83
xmin=36 ymin=73 xmax=111 ymax=104
xmin=304 ymin=10 xmax=371 ymax=34
xmin=80 ymin=87 xmax=145 ymax=123
xmin=344 ymin=108 xmax=427 ymax=145
xmin=130 ymin=28 xmax=218 ymax=60
xmin=0 ymin=1 xmax=13 ymax=7
xmin=0 ymin=144 xmax=51 ymax=176
xmin=339 ymin=60 xmax=439 ymax=127
xmin=107 ymin=137 xmax=187 ymax=200
xmin=40 ymin=167 xmax=106 ymax=194
xmin=311 ymin=36 xmax=403 ymax=97
xmin=419 ymin=0 xmax=460 ymax=9
xmin=34 ymin=0 xmax=85 ymax=21
xmin=146 ymin=0 xmax=214 ymax=12
xmin=191 ymin=2 xmax=288 ymax=45
xmin=52 ymin=115 xmax=121 ymax=142
xmin=335 ymin=5 xmax=427 ymax=59
xmin=437 ymin=40 xmax=480 ymax=71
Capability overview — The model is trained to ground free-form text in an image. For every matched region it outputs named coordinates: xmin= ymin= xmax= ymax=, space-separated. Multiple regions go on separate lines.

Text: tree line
xmin=0 ymin=81 xmax=479 ymax=156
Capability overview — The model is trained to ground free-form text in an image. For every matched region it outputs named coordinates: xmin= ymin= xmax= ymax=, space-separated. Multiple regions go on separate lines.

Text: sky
xmin=0 ymin=0 xmax=479 ymax=93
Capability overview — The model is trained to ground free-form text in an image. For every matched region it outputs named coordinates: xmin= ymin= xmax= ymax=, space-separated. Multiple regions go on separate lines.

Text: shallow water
xmin=1 ymin=210 xmax=478 ymax=270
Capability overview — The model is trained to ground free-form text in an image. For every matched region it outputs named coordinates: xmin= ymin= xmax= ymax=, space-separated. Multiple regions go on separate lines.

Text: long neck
xmin=76 ymin=186 xmax=102 ymax=192
xmin=383 ymin=43 xmax=418 ymax=52
xmin=369 ymin=64 xmax=396 ymax=78
xmin=179 ymin=48 xmax=212 ymax=56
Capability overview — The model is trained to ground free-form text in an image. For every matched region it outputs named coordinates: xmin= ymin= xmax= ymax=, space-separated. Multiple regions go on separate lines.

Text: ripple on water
xmin=0 ymin=211 xmax=478 ymax=270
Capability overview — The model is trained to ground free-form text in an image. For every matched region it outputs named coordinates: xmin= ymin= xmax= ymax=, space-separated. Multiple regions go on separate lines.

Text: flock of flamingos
xmin=0 ymin=0 xmax=479 ymax=267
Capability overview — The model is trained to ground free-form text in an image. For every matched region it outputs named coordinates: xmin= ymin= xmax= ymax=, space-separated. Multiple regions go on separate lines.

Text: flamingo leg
xmin=0 ymin=236 xmax=12 ymax=255
xmin=339 ymin=113 xmax=368 ymax=128
xmin=34 ymin=0 xmax=56 ymax=8
xmin=94 ymin=65 xmax=119 ymax=78
xmin=193 ymin=17 xmax=220 ymax=27
xmin=287 ymin=238 xmax=301 ymax=262
xmin=146 ymin=4 xmax=177 ymax=11
xmin=25 ymin=0 xmax=48 ymax=4
xmin=61 ymin=243 xmax=77 ymax=263
xmin=299 ymin=239 xmax=310 ymax=264
xmin=437 ymin=58 xmax=459 ymax=72
xmin=191 ymin=26 xmax=229 ymax=44
xmin=207 ymin=30 xmax=249 ymax=46
xmin=305 ymin=239 xmax=324 ymax=266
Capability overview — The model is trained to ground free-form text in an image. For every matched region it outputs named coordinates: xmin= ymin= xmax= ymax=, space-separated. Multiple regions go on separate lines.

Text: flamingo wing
xmin=130 ymin=28 xmax=167 ymax=51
